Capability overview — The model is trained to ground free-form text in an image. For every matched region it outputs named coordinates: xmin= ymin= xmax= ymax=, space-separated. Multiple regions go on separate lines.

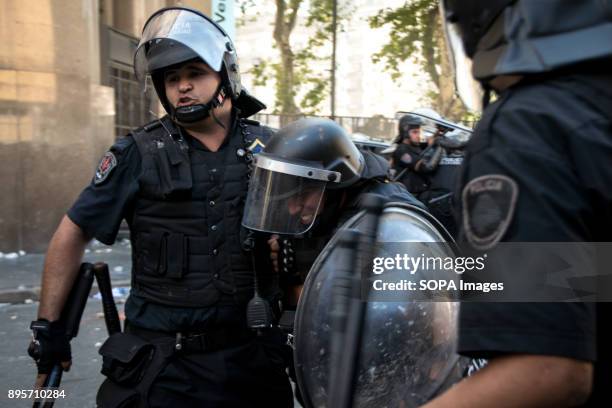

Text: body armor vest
xmin=129 ymin=115 xmax=271 ymax=308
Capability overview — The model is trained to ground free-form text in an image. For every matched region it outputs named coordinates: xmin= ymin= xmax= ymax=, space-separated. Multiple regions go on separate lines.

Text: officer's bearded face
xmin=164 ymin=61 xmax=222 ymax=109
xmin=287 ymin=189 xmax=326 ymax=225
xmin=409 ymin=128 xmax=421 ymax=145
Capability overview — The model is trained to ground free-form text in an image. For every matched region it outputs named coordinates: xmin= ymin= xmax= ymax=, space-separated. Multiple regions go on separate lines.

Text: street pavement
xmin=0 ymin=240 xmax=132 ymax=408
xmin=0 ymin=300 xmax=111 ymax=408
xmin=0 ymin=239 xmax=302 ymax=407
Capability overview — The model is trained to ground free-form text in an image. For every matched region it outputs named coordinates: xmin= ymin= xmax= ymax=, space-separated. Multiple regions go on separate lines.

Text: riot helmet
xmin=242 ymin=118 xmax=365 ymax=235
xmin=441 ymin=0 xmax=612 ymax=109
xmin=134 ymin=7 xmax=265 ymax=122
xmin=398 ymin=114 xmax=423 ymax=134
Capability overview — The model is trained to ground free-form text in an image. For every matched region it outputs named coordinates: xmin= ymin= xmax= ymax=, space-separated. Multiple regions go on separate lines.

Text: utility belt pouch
xmin=99 ymin=333 xmax=155 ymax=386
xmin=97 ymin=334 xmax=175 ymax=408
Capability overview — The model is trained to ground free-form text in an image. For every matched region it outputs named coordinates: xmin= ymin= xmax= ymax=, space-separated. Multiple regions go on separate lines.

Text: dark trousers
xmin=146 ymin=334 xmax=294 ymax=408
xmin=98 ymin=324 xmax=294 ymax=408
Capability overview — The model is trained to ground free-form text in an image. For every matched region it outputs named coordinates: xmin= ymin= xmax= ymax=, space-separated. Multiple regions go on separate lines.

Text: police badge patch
xmin=462 ymin=174 xmax=518 ymax=250
xmin=400 ymin=153 xmax=412 ymax=164
xmin=94 ymin=151 xmax=117 ymax=185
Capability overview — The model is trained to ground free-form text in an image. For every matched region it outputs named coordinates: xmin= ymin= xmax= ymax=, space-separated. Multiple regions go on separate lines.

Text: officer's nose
xmin=178 ymin=77 xmax=193 ymax=93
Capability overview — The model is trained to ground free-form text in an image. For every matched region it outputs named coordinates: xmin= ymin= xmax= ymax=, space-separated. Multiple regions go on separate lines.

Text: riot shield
xmin=294 ymin=202 xmax=468 ymax=408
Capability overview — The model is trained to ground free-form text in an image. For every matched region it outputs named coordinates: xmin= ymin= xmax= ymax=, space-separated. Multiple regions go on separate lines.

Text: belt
xmin=126 ymin=323 xmax=256 ymax=354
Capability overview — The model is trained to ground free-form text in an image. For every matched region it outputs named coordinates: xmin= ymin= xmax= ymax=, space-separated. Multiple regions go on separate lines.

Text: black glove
xmin=438 ymin=135 xmax=468 ymax=150
xmin=27 ymin=319 xmax=71 ymax=374
xmin=417 ymin=144 xmax=444 ymax=172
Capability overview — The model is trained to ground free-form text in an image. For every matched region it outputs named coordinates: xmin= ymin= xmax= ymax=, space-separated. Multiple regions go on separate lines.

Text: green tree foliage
xmin=242 ymin=0 xmax=348 ymax=116
xmin=369 ymin=0 xmax=466 ymax=120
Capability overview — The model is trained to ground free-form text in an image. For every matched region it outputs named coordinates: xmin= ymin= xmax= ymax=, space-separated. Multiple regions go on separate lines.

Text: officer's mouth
xmin=300 ymin=213 xmax=315 ymax=225
xmin=177 ymin=97 xmax=197 ymax=107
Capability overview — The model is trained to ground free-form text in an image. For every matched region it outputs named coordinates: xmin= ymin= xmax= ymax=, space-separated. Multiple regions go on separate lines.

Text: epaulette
xmin=143 ymin=119 xmax=164 ymax=132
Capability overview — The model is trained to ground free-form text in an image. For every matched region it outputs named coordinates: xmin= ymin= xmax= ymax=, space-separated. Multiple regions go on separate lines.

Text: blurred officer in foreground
xmin=28 ymin=7 xmax=293 ymax=407
xmin=425 ymin=1 xmax=612 ymax=407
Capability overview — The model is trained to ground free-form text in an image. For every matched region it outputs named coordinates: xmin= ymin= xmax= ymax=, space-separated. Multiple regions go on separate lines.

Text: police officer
xmin=243 ymin=117 xmax=428 ymax=307
xmin=393 ymin=114 xmax=465 ymax=236
xmin=241 ymin=118 xmax=429 ymax=404
xmin=392 ymin=114 xmax=436 ymax=196
xmin=242 ymin=118 xmax=464 ymax=407
xmin=424 ymin=1 xmax=612 ymax=406
xmin=28 ymin=7 xmax=293 ymax=408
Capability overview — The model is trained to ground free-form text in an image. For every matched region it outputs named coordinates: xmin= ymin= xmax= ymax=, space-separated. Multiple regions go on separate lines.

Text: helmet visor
xmin=242 ymin=156 xmax=340 ymax=235
xmin=439 ymin=2 xmax=483 ymax=113
xmin=134 ymin=8 xmax=230 ymax=83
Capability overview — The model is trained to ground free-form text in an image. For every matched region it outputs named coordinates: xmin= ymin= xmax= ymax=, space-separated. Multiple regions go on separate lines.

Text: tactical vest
xmin=129 ymin=115 xmax=271 ymax=308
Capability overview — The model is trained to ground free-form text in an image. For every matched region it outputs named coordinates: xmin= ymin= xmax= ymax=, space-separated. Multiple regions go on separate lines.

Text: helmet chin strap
xmin=173 ymin=83 xmax=227 ymax=126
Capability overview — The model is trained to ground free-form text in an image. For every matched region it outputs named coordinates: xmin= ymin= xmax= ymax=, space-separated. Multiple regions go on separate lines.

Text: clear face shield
xmin=439 ymin=2 xmax=483 ymax=113
xmin=396 ymin=110 xmax=473 ymax=135
xmin=242 ymin=154 xmax=341 ymax=235
xmin=133 ymin=8 xmax=231 ymax=86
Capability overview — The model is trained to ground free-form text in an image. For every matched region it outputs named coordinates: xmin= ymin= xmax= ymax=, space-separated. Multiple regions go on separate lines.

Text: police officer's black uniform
xmin=441 ymin=0 xmax=612 ymax=403
xmin=392 ymin=142 xmax=430 ymax=195
xmin=456 ymin=64 xmax=612 ymax=406
xmin=62 ymin=7 xmax=294 ymax=408
xmin=393 ymin=136 xmax=462 ymax=236
xmin=69 ymin=113 xmax=293 ymax=407
xmin=242 ymin=118 xmax=429 ymax=406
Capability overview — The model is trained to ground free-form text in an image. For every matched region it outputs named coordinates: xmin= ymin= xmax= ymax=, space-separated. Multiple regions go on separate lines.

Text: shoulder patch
xmin=400 ymin=152 xmax=412 ymax=164
xmin=94 ymin=151 xmax=117 ymax=185
xmin=462 ymin=174 xmax=518 ymax=250
xmin=247 ymin=138 xmax=266 ymax=154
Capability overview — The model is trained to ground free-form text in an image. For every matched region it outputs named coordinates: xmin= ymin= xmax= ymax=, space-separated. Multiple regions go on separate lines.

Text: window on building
xmin=109 ymin=62 xmax=157 ymax=138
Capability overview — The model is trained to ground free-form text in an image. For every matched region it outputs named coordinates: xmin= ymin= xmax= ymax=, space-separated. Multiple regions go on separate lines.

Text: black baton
xmin=34 ymin=262 xmax=95 ymax=408
xmin=328 ymin=194 xmax=385 ymax=408
xmin=93 ymin=262 xmax=121 ymax=335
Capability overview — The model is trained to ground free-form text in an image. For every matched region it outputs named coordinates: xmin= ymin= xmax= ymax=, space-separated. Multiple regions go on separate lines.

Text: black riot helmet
xmin=441 ymin=0 xmax=612 ymax=95
xmin=398 ymin=114 xmax=423 ymax=139
xmin=242 ymin=118 xmax=365 ymax=235
xmin=442 ymin=0 xmax=513 ymax=59
xmin=134 ymin=7 xmax=265 ymax=123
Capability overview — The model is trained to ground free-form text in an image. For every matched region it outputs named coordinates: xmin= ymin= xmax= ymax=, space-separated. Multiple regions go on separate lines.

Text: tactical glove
xmin=27 ymin=319 xmax=72 ymax=374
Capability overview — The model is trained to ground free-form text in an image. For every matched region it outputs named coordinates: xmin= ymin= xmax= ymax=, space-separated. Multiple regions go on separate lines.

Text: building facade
xmin=0 ymin=0 xmax=210 ymax=252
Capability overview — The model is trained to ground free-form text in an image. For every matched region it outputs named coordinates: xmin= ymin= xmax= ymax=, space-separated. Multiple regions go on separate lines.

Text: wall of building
xmin=0 ymin=0 xmax=211 ymax=252
xmin=0 ymin=0 xmax=115 ymax=252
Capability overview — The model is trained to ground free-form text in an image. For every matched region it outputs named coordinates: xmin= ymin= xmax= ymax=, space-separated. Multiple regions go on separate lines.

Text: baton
xmin=328 ymin=229 xmax=360 ymax=408
xmin=328 ymin=194 xmax=384 ymax=408
xmin=34 ymin=262 xmax=95 ymax=408
xmin=391 ymin=167 xmax=408 ymax=182
xmin=93 ymin=262 xmax=121 ymax=335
